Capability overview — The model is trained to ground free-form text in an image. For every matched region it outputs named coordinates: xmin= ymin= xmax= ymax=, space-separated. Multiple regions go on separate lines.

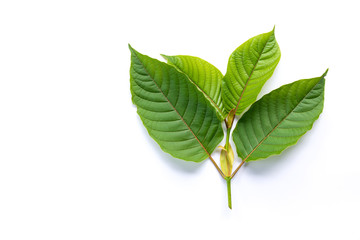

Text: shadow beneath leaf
xmin=245 ymin=141 xmax=302 ymax=175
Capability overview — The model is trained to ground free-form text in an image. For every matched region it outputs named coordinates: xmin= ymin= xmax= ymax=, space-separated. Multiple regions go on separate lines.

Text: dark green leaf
xmin=129 ymin=45 xmax=224 ymax=162
xmin=232 ymin=70 xmax=327 ymax=162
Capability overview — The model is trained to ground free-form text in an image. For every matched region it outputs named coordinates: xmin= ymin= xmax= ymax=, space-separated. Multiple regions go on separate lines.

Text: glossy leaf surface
xmin=129 ymin=45 xmax=224 ymax=162
xmin=232 ymin=70 xmax=327 ymax=162
xmin=162 ymin=55 xmax=226 ymax=120
xmin=222 ymin=28 xmax=281 ymax=115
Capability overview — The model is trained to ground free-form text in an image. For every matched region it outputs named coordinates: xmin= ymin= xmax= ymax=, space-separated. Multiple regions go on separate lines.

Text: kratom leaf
xmin=129 ymin=45 xmax=224 ymax=162
xmin=232 ymin=70 xmax=327 ymax=162
xmin=222 ymin=28 xmax=281 ymax=115
xmin=162 ymin=55 xmax=226 ymax=120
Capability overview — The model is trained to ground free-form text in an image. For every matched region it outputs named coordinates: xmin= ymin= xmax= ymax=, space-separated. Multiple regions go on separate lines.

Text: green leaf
xmin=162 ymin=55 xmax=226 ymax=120
xmin=222 ymin=28 xmax=281 ymax=115
xmin=232 ymin=70 xmax=327 ymax=162
xmin=129 ymin=45 xmax=224 ymax=162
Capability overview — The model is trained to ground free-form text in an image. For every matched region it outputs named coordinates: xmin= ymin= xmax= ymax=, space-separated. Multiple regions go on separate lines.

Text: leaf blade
xmin=162 ymin=55 xmax=226 ymax=120
xmin=129 ymin=45 xmax=224 ymax=162
xmin=222 ymin=28 xmax=281 ymax=115
xmin=232 ymin=70 xmax=327 ymax=162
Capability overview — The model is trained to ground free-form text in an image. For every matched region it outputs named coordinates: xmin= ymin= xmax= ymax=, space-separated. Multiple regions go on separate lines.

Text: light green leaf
xmin=129 ymin=45 xmax=224 ymax=162
xmin=232 ymin=70 xmax=327 ymax=162
xmin=222 ymin=28 xmax=281 ymax=115
xmin=162 ymin=55 xmax=226 ymax=120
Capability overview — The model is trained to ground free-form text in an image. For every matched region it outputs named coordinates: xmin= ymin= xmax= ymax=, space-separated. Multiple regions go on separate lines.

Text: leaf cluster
xmin=129 ymin=28 xmax=327 ymax=208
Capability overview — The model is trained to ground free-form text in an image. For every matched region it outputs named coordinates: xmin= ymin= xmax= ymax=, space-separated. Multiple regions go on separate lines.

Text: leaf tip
xmin=128 ymin=44 xmax=137 ymax=55
xmin=322 ymin=68 xmax=329 ymax=78
xmin=267 ymin=25 xmax=276 ymax=38
xmin=128 ymin=44 xmax=142 ymax=58
xmin=160 ymin=54 xmax=169 ymax=61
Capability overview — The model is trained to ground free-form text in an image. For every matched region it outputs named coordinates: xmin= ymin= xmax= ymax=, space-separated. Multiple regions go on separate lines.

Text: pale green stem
xmin=226 ymin=177 xmax=232 ymax=209
xmin=225 ymin=127 xmax=231 ymax=149
xmin=223 ymin=117 xmax=234 ymax=209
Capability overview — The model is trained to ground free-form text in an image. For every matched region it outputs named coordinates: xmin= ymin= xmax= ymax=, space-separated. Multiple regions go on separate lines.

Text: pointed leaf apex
xmin=323 ymin=68 xmax=329 ymax=77
xmin=128 ymin=44 xmax=137 ymax=55
xmin=270 ymin=25 xmax=276 ymax=36
xmin=160 ymin=54 xmax=169 ymax=61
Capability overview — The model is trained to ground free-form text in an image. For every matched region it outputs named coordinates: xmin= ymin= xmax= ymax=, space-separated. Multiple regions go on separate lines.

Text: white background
xmin=0 ymin=0 xmax=359 ymax=239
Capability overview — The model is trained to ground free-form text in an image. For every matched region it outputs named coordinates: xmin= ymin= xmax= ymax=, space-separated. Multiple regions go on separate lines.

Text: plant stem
xmin=231 ymin=160 xmax=245 ymax=179
xmin=225 ymin=122 xmax=233 ymax=209
xmin=225 ymin=127 xmax=231 ymax=149
xmin=209 ymin=155 xmax=225 ymax=179
xmin=225 ymin=177 xmax=232 ymax=209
